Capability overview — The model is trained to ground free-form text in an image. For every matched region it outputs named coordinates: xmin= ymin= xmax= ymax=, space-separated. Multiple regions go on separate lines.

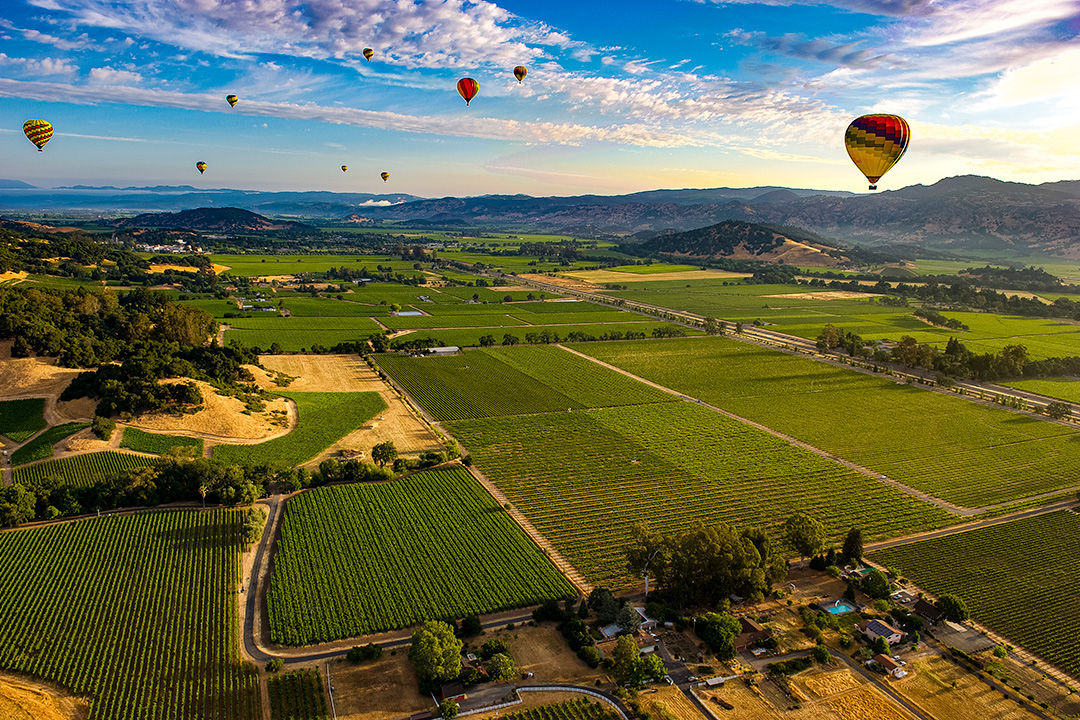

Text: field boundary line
xmin=556 ymin=343 xmax=973 ymax=517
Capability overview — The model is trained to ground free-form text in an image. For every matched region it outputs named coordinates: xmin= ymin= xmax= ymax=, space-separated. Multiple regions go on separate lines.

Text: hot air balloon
xmin=363 ymin=48 xmax=374 ymax=61
xmin=844 ymin=114 xmax=910 ymax=190
xmin=23 ymin=119 xmax=53 ymax=152
xmin=457 ymin=77 xmax=479 ymax=106
xmin=341 ymin=165 xmax=348 ymax=173
xmin=513 ymin=66 xmax=527 ymax=83
xmin=196 ymin=161 xmax=207 ymax=175
xmin=380 ymin=171 xmax=390 ymax=182
xmin=226 ymin=94 xmax=239 ymax=107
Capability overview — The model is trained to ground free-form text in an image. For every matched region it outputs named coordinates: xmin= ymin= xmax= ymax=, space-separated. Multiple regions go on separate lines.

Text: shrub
xmin=91 ymin=416 xmax=116 ymax=441
xmin=347 ymin=643 xmax=383 ymax=663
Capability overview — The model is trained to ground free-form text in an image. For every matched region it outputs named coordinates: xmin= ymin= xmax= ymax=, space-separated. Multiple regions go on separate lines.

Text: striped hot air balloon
xmin=844 ymin=114 xmax=910 ymax=190
xmin=363 ymin=48 xmax=374 ymax=61
xmin=457 ymin=78 xmax=479 ymax=106
xmin=341 ymin=165 xmax=348 ymax=173
xmin=23 ymin=119 xmax=53 ymax=151
xmin=513 ymin=66 xmax=527 ymax=83
xmin=380 ymin=171 xmax=390 ymax=182
xmin=226 ymin=94 xmax=239 ymax=107
xmin=196 ymin=161 xmax=207 ymax=175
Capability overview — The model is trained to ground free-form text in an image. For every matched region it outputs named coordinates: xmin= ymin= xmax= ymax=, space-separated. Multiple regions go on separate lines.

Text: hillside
xmin=641 ymin=220 xmax=846 ymax=266
xmin=109 ymin=207 xmax=314 ymax=232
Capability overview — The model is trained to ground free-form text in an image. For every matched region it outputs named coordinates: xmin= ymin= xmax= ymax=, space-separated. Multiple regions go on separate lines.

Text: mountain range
xmin=2 ymin=175 xmax=1078 ymax=257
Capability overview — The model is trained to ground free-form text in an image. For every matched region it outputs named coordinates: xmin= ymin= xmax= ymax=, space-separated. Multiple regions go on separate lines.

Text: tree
xmin=936 ymin=594 xmax=969 ymax=622
xmin=369 ymin=332 xmax=389 ymax=353
xmin=842 ymin=528 xmax=863 ymax=564
xmin=347 ymin=643 xmax=383 ymax=663
xmin=862 ymin=569 xmax=891 ymax=599
xmin=784 ymin=512 xmax=826 ymax=560
xmin=266 ymin=657 xmax=284 ymax=673
xmin=1046 ymin=401 xmax=1071 ymax=419
xmin=502 ymin=333 xmax=520 ymax=346
xmin=588 ymin=588 xmax=621 ymax=624
xmin=459 ymin=615 xmax=482 ymax=637
xmin=486 ymin=653 xmax=516 ymax=681
xmin=616 ymin=603 xmax=641 ymax=634
xmin=371 ymin=441 xmax=398 ymax=468
xmin=409 ymin=621 xmax=462 ymax=685
xmin=816 ymin=324 xmax=842 ymax=352
xmin=478 ymin=334 xmax=496 ymax=347
xmin=811 ymin=645 xmax=831 ymax=664
xmin=643 ymin=654 xmax=666 ymax=682
xmin=438 ymin=699 xmax=459 ymax=720
xmin=612 ymin=634 xmax=643 ymax=686
xmin=91 ymin=415 xmax=115 ymax=441
xmin=872 ymin=636 xmax=890 ymax=655
xmin=697 ymin=613 xmax=742 ymax=661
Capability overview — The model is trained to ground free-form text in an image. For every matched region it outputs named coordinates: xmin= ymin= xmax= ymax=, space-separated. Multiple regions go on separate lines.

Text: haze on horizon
xmin=0 ymin=0 xmax=1078 ymax=197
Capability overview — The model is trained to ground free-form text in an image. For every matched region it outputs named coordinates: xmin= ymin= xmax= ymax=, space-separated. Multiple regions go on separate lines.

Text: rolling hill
xmin=640 ymin=220 xmax=847 ymax=266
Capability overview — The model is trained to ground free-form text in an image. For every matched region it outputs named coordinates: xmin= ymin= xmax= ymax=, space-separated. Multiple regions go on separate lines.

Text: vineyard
xmin=447 ymin=402 xmax=954 ymax=585
xmin=14 ymin=451 xmax=156 ymax=487
xmin=576 ymin=337 xmax=1080 ymax=508
xmin=375 ymin=346 xmax=672 ymax=422
xmin=121 ymin=427 xmax=204 ymax=455
xmin=0 ymin=510 xmax=261 ymax=720
xmin=266 ymin=466 xmax=575 ymax=644
xmin=213 ymin=391 xmax=386 ymax=467
xmin=503 ymin=699 xmax=619 ymax=720
xmin=11 ymin=422 xmax=89 ymax=465
xmin=268 ymin=669 xmax=328 ymax=720
xmin=871 ymin=511 xmax=1080 ymax=677
xmin=0 ymin=398 xmax=46 ymax=442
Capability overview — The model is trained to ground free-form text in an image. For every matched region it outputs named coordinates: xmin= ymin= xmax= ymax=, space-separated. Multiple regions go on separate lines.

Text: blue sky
xmin=1 ymin=0 xmax=1078 ymax=196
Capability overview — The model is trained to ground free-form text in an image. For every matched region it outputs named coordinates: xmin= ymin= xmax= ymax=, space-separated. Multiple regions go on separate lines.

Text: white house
xmin=861 ymin=619 xmax=905 ymax=645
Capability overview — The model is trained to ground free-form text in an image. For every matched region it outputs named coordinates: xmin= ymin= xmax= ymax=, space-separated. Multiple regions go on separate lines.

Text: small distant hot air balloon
xmin=380 ymin=171 xmax=390 ymax=182
xmin=341 ymin=165 xmax=349 ymax=173
xmin=226 ymin=94 xmax=239 ymax=108
xmin=196 ymin=161 xmax=207 ymax=175
xmin=363 ymin=48 xmax=374 ymax=61
xmin=23 ymin=119 xmax=53 ymax=152
xmin=513 ymin=66 xmax=527 ymax=83
xmin=457 ymin=77 xmax=479 ymax=106
xmin=844 ymin=114 xmax=910 ymax=190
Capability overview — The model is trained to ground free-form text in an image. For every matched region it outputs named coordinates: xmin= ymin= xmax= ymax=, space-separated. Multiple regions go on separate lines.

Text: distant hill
xmin=0 ymin=180 xmax=36 ymax=189
xmin=642 ymin=220 xmax=847 ymax=267
xmin=109 ymin=207 xmax=314 ymax=232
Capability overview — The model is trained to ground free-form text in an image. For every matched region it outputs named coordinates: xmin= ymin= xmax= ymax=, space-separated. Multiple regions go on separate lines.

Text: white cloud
xmin=0 ymin=53 xmax=77 ymax=75
xmin=88 ymin=66 xmax=144 ymax=84
xmin=974 ymin=45 xmax=1080 ymax=114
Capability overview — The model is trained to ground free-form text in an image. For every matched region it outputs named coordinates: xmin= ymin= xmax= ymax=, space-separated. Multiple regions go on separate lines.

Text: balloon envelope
xmin=341 ymin=165 xmax=348 ymax=172
xmin=363 ymin=48 xmax=374 ymax=60
xmin=226 ymin=94 xmax=239 ymax=107
xmin=457 ymin=77 xmax=479 ymax=106
xmin=514 ymin=66 xmax=527 ymax=83
xmin=380 ymin=172 xmax=390 ymax=182
xmin=844 ymin=114 xmax=910 ymax=190
xmin=23 ymin=119 xmax=53 ymax=151
xmin=196 ymin=161 xmax=207 ymax=174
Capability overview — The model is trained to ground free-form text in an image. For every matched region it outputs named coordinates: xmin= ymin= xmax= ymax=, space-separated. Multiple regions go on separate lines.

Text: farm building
xmin=861 ymin=619 xmax=905 ymax=645
xmin=914 ymin=599 xmax=943 ymax=624
xmin=438 ymin=681 xmax=467 ymax=703
xmin=424 ymin=346 xmax=460 ymax=357
xmin=874 ymin=654 xmax=907 ymax=678
xmin=734 ymin=617 xmax=772 ymax=651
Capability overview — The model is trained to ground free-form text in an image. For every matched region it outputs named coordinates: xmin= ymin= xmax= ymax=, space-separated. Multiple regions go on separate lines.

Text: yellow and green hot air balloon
xmin=363 ymin=48 xmax=374 ymax=61
xmin=514 ymin=65 xmax=527 ymax=83
xmin=380 ymin=171 xmax=390 ymax=182
xmin=23 ymin=119 xmax=53 ymax=151
xmin=341 ymin=165 xmax=348 ymax=173
xmin=196 ymin=161 xmax=207 ymax=175
xmin=844 ymin=114 xmax=910 ymax=190
xmin=226 ymin=94 xmax=239 ymax=107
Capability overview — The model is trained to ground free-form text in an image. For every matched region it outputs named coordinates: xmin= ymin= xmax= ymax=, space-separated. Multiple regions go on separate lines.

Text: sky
xmin=0 ymin=0 xmax=1078 ymax=197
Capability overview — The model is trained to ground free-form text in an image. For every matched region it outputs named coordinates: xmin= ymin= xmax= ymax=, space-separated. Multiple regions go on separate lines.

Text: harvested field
xmin=126 ymin=380 xmax=292 ymax=440
xmin=0 ymin=351 xmax=82 ymax=399
xmin=0 ymin=672 xmax=88 ymax=720
xmin=823 ymin=687 xmax=913 ymax=720
xmin=331 ymin=654 xmax=431 ymax=720
xmin=563 ymin=269 xmax=750 ymax=284
xmin=147 ymin=263 xmax=230 ymax=274
xmin=797 ymin=669 xmax=863 ymax=698
xmin=893 ymin=656 xmax=1042 ymax=720
xmin=640 ymin=687 xmax=707 ymax=720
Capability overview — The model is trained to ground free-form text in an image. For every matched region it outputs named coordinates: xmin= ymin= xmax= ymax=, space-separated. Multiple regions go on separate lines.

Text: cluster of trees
xmin=913 ymin=307 xmax=968 ymax=330
xmin=517 ymin=242 xmax=582 ymax=260
xmin=407 ymin=620 xmax=517 ymax=699
xmin=626 ymin=521 xmax=788 ymax=607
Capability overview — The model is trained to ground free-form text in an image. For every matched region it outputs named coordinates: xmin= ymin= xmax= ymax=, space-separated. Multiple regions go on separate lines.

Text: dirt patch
xmin=148 ymin=263 xmax=231 ymax=274
xmin=797 ymin=669 xmax=863 ymax=698
xmin=0 ymin=351 xmax=82 ymax=399
xmin=331 ymin=653 xmax=432 ymax=720
xmin=125 ymin=379 xmax=292 ymax=441
xmin=0 ymin=672 xmax=89 ymax=720
xmin=767 ymin=291 xmax=878 ymax=301
xmin=0 ymin=271 xmax=29 ymax=285
xmin=520 ymin=273 xmax=602 ymax=291
xmin=52 ymin=397 xmax=96 ymax=424
xmin=489 ymin=624 xmax=604 ymax=686
xmin=560 ymin=269 xmax=751 ymax=285
xmin=641 ymin=686 xmax=708 ymax=720
xmin=893 ymin=656 xmax=1044 ymax=720
xmin=696 ymin=681 xmax=782 ymax=720
xmin=823 ymin=686 xmax=911 ymax=720
xmin=256 ymin=355 xmax=442 ymax=459
xmin=62 ymin=427 xmax=112 ymax=453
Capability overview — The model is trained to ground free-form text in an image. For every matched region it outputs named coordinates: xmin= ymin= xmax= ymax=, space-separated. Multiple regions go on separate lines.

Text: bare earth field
xmin=330 ymin=653 xmax=431 ymax=720
xmin=148 ymin=263 xmax=231 ymax=274
xmin=126 ymin=379 xmax=293 ymax=441
xmin=640 ymin=686 xmax=707 ymax=720
xmin=0 ymin=672 xmax=88 ymax=720
xmin=767 ymin=291 xmax=879 ymax=301
xmin=561 ymin=269 xmax=750 ymax=284
xmin=257 ymin=354 xmax=442 ymax=459
xmin=892 ymin=656 xmax=1042 ymax=720
xmin=0 ymin=343 xmax=82 ymax=399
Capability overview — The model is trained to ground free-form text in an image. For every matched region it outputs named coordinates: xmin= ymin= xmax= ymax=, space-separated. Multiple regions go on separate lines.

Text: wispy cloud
xmin=0 ymin=52 xmax=77 ymax=75
xmin=88 ymin=66 xmax=144 ymax=84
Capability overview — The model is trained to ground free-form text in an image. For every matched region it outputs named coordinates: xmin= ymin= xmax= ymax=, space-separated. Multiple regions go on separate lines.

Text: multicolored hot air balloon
xmin=196 ymin=161 xmax=207 ymax=175
xmin=457 ymin=77 xmax=479 ymax=106
xmin=514 ymin=66 xmax=527 ymax=83
xmin=23 ymin=119 xmax=53 ymax=151
xmin=363 ymin=48 xmax=374 ymax=61
xmin=341 ymin=165 xmax=348 ymax=173
xmin=844 ymin=114 xmax=910 ymax=190
xmin=226 ymin=94 xmax=239 ymax=107
xmin=380 ymin=171 xmax=390 ymax=182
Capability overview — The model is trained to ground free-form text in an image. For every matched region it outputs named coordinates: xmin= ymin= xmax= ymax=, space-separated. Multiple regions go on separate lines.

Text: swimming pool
xmin=824 ymin=601 xmax=855 ymax=615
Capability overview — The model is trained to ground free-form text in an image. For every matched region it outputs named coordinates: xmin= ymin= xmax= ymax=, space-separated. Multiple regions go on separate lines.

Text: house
xmin=634 ymin=607 xmax=657 ymax=630
xmin=596 ymin=629 xmax=657 ymax=659
xmin=874 ymin=654 xmax=907 ymax=678
xmin=861 ymin=619 xmax=905 ymax=645
xmin=734 ymin=617 xmax=772 ymax=652
xmin=437 ymin=681 xmax=467 ymax=703
xmin=600 ymin=623 xmax=622 ymax=640
xmin=913 ymin=599 xmax=943 ymax=625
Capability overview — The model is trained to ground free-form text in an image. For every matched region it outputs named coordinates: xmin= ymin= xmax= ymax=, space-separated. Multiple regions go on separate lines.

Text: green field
xmin=376 ymin=346 xmax=674 ymax=421
xmin=212 ymin=391 xmax=385 ymax=467
xmin=576 ymin=337 xmax=1080 ymax=508
xmin=872 ymin=511 xmax=1080 ymax=676
xmin=1005 ymin=377 xmax=1080 ymax=404
xmin=268 ymin=669 xmax=328 ymax=720
xmin=266 ymin=466 xmax=575 ymax=644
xmin=0 ymin=510 xmax=260 ymax=720
xmin=14 ymin=451 xmax=156 ymax=487
xmin=121 ymin=427 xmax=204 ymax=455
xmin=0 ymin=398 xmax=47 ymax=442
xmin=11 ymin=422 xmax=89 ymax=465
